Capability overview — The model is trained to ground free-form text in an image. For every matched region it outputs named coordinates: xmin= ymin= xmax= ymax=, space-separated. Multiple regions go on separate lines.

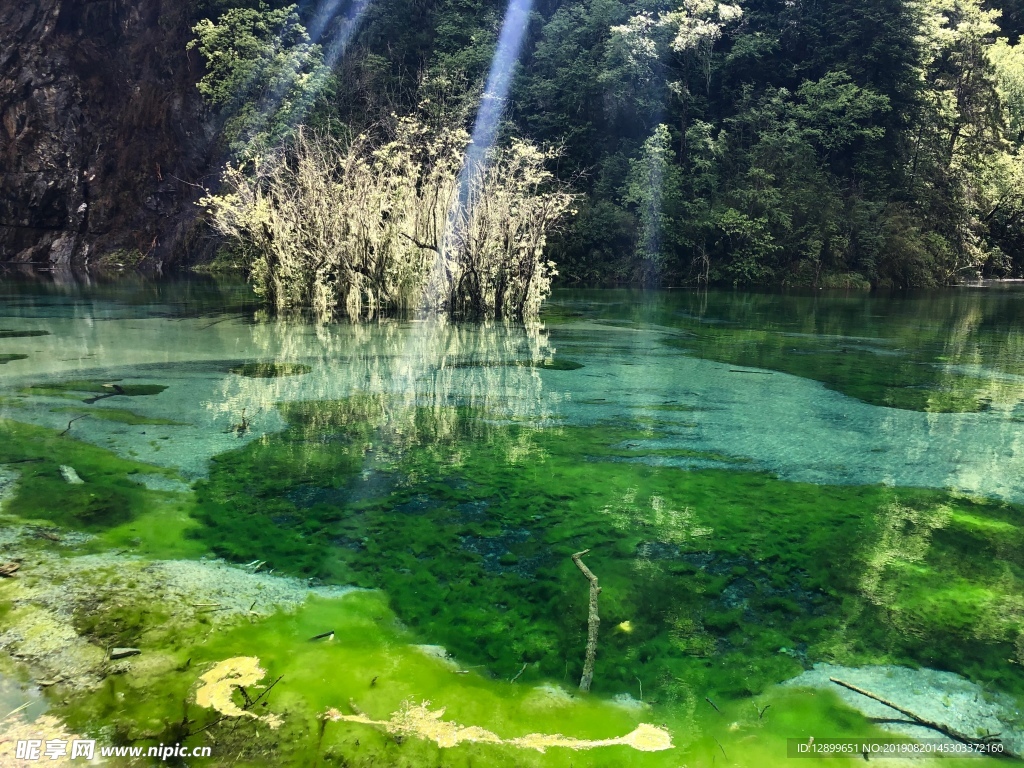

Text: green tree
xmin=189 ymin=3 xmax=332 ymax=154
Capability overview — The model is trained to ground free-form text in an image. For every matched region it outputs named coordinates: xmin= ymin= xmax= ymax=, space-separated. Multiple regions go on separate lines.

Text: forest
xmin=184 ymin=0 xmax=1024 ymax=300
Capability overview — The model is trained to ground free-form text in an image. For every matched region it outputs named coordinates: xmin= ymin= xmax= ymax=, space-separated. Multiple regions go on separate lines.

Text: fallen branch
xmin=829 ymin=677 xmax=1017 ymax=758
xmin=713 ymin=736 xmax=728 ymax=760
xmin=571 ymin=549 xmax=601 ymax=692
xmin=84 ymin=384 xmax=126 ymax=405
xmin=59 ymin=415 xmax=87 ymax=436
xmin=245 ymin=675 xmax=283 ymax=710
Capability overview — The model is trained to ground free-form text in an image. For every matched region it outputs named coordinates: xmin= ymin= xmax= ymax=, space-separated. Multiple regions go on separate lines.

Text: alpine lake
xmin=1 ymin=275 xmax=1024 ymax=766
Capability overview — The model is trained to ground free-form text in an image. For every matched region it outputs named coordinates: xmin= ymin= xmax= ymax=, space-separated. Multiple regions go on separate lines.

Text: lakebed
xmin=0 ymin=278 xmax=1022 ymax=765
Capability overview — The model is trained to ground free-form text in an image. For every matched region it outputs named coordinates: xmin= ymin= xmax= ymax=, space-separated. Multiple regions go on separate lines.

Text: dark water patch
xmin=459 ymin=528 xmax=543 ymax=576
xmin=456 ymin=499 xmax=490 ymax=521
xmin=394 ymin=494 xmax=442 ymax=515
xmin=636 ymin=540 xmax=682 ymax=560
xmin=0 ymin=354 xmax=28 ymax=364
xmin=0 ymin=329 xmax=49 ymax=338
xmin=448 ymin=358 xmax=584 ymax=371
xmin=286 ymin=484 xmax=349 ymax=509
xmin=21 ymin=380 xmax=167 ymax=402
xmin=633 ymin=403 xmax=706 ymax=412
xmin=229 ymin=362 xmax=313 ymax=378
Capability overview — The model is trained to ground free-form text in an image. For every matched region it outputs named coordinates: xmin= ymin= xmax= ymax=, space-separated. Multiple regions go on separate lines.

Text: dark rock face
xmin=0 ymin=0 xmax=216 ymax=267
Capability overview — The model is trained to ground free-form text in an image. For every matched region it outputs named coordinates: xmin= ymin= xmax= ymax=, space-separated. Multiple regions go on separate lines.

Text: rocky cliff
xmin=0 ymin=0 xmax=215 ymax=269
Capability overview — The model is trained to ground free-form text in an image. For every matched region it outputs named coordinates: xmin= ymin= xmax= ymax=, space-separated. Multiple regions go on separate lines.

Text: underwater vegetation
xmin=0 ymin=419 xmax=192 ymax=538
xmin=187 ymin=395 xmax=1024 ymax=708
xmin=0 ymin=354 xmax=28 ymax=364
xmin=547 ymin=290 xmax=1024 ymax=413
xmin=7 ymin=543 xmax=1004 ymax=768
xmin=0 ymin=390 xmax=1021 ymax=764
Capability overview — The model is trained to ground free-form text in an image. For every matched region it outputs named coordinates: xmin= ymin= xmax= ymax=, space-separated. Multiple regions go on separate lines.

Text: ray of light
xmin=429 ymin=0 xmax=536 ymax=308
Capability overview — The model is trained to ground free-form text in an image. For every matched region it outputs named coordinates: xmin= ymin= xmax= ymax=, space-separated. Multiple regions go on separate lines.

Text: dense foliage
xmin=189 ymin=0 xmax=1024 ymax=287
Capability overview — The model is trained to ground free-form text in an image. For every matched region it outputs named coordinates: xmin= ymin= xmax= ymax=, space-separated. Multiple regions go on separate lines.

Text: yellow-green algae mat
xmin=177 ymin=592 xmax=680 ymax=766
xmin=71 ymin=590 xmax=1003 ymax=768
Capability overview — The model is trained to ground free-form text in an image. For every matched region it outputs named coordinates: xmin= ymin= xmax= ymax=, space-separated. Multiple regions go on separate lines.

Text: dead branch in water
xmin=829 ymin=677 xmax=1017 ymax=759
xmin=571 ymin=549 xmax=601 ymax=692
xmin=59 ymin=415 xmax=87 ymax=436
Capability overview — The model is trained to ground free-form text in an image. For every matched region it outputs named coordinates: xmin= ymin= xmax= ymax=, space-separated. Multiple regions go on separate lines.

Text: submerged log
xmin=571 ymin=549 xmax=601 ymax=693
xmin=829 ymin=677 xmax=1017 ymax=759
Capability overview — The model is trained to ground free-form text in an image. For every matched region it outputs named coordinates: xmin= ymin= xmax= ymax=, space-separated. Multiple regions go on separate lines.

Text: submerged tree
xmin=201 ymin=117 xmax=573 ymax=321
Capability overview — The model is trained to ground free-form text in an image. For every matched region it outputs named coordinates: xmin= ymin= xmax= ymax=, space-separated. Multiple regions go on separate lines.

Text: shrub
xmin=201 ymin=118 xmax=574 ymax=320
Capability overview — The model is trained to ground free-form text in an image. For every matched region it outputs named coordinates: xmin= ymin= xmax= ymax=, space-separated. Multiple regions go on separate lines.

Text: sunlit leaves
xmin=188 ymin=4 xmax=332 ymax=155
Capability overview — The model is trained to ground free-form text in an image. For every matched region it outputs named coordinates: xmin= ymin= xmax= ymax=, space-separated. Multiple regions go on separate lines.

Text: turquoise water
xmin=1 ymin=276 xmax=1023 ymax=765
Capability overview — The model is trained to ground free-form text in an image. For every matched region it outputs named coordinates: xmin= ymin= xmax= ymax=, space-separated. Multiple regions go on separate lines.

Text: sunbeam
xmin=429 ymin=0 xmax=536 ymax=311
xmin=463 ymin=0 xmax=535 ymax=174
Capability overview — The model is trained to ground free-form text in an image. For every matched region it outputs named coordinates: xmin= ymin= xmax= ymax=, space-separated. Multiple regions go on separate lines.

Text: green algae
xmin=229 ymin=362 xmax=313 ymax=378
xmin=42 ymin=589 xmax=1013 ymax=767
xmin=0 ymin=354 xmax=28 ymax=364
xmin=47 ymin=586 xmax=1006 ymax=768
xmin=51 ymin=407 xmax=188 ymax=426
xmin=186 ymin=396 xmax=1024 ymax=712
xmin=0 ymin=419 xmax=194 ymax=541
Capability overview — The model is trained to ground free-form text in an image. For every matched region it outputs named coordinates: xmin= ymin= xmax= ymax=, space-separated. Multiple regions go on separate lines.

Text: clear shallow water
xmin=1 ymin=276 xmax=1024 ymax=766
xmin=3 ymin=282 xmax=1024 ymax=498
